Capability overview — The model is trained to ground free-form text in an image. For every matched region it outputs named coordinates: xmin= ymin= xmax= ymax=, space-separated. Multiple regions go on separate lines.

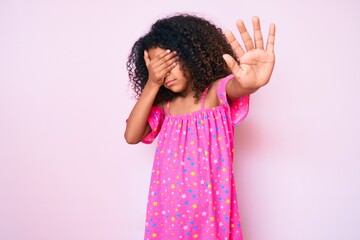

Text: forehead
xmin=147 ymin=47 xmax=166 ymax=60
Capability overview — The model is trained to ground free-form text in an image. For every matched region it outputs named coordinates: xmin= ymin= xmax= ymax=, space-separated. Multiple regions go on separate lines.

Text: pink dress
xmin=142 ymin=74 xmax=249 ymax=240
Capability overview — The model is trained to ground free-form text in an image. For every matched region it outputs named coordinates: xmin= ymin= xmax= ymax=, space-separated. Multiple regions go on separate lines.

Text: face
xmin=147 ymin=47 xmax=191 ymax=95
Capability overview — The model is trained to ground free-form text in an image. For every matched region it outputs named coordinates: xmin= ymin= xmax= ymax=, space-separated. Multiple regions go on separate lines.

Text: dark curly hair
xmin=126 ymin=13 xmax=238 ymax=104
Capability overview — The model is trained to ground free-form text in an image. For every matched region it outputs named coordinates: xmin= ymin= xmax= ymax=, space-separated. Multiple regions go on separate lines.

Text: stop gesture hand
xmin=223 ymin=16 xmax=276 ymax=91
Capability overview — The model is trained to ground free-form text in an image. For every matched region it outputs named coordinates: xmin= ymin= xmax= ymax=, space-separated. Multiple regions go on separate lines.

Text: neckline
xmin=165 ymin=104 xmax=225 ymax=119
xmin=165 ymin=83 xmax=213 ymax=116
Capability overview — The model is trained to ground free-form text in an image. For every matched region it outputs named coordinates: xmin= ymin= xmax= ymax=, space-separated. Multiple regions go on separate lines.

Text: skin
xmin=223 ymin=16 xmax=276 ymax=100
xmin=124 ymin=16 xmax=276 ymax=144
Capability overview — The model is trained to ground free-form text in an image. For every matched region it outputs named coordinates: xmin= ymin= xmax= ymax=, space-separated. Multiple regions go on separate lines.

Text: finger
xmin=266 ymin=23 xmax=276 ymax=53
xmin=153 ymin=49 xmax=172 ymax=62
xmin=224 ymin=30 xmax=245 ymax=58
xmin=236 ymin=19 xmax=254 ymax=51
xmin=159 ymin=61 xmax=178 ymax=77
xmin=153 ymin=50 xmax=177 ymax=68
xmin=222 ymin=54 xmax=241 ymax=75
xmin=144 ymin=50 xmax=150 ymax=67
xmin=155 ymin=54 xmax=178 ymax=71
xmin=252 ymin=16 xmax=264 ymax=49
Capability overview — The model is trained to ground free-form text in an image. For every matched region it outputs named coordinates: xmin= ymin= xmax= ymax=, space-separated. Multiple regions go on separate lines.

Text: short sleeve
xmin=141 ymin=105 xmax=165 ymax=144
xmin=217 ymin=74 xmax=250 ymax=126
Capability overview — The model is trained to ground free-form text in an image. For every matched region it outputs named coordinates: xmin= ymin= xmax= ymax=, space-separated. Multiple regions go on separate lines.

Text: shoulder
xmin=206 ymin=74 xmax=235 ymax=105
xmin=210 ymin=74 xmax=235 ymax=91
xmin=153 ymin=102 xmax=164 ymax=111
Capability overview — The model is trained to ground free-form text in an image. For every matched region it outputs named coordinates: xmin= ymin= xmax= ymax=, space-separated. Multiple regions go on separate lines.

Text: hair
xmin=126 ymin=13 xmax=238 ymax=104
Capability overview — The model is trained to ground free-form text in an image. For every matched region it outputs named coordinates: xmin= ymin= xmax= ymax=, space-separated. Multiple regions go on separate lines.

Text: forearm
xmin=226 ymin=77 xmax=258 ymax=101
xmin=124 ymin=81 xmax=161 ymax=144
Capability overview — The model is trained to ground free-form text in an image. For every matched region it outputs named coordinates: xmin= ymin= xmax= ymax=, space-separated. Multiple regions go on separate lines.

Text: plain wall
xmin=1 ymin=0 xmax=359 ymax=239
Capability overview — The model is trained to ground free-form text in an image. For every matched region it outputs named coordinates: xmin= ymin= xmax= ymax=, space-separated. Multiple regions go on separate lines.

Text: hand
xmin=144 ymin=49 xmax=178 ymax=87
xmin=223 ymin=16 xmax=276 ymax=90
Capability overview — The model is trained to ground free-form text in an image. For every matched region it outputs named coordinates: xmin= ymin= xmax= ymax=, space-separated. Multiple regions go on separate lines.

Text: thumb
xmin=222 ymin=54 xmax=240 ymax=75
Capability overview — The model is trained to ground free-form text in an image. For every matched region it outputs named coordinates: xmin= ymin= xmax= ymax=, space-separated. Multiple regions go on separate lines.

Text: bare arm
xmin=222 ymin=16 xmax=276 ymax=101
xmin=124 ymin=49 xmax=177 ymax=144
xmin=124 ymin=82 xmax=161 ymax=144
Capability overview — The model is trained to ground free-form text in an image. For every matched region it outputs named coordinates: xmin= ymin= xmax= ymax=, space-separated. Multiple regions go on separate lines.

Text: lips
xmin=165 ymin=79 xmax=176 ymax=87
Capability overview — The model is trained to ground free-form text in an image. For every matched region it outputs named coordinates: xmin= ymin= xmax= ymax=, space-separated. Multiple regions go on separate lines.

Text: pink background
xmin=1 ymin=0 xmax=359 ymax=239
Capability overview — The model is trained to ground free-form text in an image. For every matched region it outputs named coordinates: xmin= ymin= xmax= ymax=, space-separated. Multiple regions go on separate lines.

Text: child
xmin=125 ymin=13 xmax=275 ymax=240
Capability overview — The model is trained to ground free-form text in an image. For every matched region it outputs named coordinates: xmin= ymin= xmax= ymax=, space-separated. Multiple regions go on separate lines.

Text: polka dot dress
xmin=142 ymin=74 xmax=249 ymax=239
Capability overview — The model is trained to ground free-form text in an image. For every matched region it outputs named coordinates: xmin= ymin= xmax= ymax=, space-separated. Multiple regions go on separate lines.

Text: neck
xmin=178 ymin=84 xmax=194 ymax=98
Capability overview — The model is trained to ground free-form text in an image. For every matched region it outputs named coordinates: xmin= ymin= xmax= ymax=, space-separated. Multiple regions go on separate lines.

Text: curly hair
xmin=126 ymin=13 xmax=238 ymax=104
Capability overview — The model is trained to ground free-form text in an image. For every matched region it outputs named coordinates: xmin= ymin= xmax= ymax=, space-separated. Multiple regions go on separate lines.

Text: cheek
xmin=173 ymin=64 xmax=188 ymax=78
xmin=170 ymin=66 xmax=180 ymax=77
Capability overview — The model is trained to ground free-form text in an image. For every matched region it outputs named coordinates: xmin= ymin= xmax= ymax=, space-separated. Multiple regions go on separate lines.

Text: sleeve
xmin=217 ymin=74 xmax=250 ymax=126
xmin=141 ymin=105 xmax=165 ymax=144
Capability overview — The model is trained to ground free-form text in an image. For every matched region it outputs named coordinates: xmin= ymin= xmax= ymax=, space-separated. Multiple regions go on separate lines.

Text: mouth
xmin=165 ymin=79 xmax=176 ymax=87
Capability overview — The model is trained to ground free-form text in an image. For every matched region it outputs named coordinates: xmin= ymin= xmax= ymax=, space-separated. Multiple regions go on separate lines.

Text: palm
xmin=237 ymin=48 xmax=275 ymax=88
xmin=223 ymin=17 xmax=276 ymax=90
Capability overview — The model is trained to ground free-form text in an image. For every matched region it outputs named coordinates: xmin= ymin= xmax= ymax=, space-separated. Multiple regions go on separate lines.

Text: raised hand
xmin=144 ymin=49 xmax=178 ymax=87
xmin=223 ymin=16 xmax=276 ymax=90
xmin=125 ymin=49 xmax=177 ymax=144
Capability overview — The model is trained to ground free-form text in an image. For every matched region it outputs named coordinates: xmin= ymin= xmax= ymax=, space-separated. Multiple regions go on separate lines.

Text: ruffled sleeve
xmin=217 ymin=74 xmax=250 ymax=126
xmin=141 ymin=105 xmax=165 ymax=144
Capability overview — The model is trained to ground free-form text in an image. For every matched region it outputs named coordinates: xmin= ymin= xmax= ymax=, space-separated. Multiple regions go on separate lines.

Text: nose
xmin=164 ymin=71 xmax=170 ymax=80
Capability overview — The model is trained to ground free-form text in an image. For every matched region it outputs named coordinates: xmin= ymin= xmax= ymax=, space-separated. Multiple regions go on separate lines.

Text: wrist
xmin=143 ymin=80 xmax=162 ymax=96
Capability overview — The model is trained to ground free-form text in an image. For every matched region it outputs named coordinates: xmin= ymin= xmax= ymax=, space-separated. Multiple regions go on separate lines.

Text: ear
xmin=144 ymin=50 xmax=150 ymax=67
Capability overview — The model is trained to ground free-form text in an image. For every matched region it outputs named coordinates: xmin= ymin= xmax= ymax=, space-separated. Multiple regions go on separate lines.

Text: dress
xmin=142 ymin=74 xmax=250 ymax=240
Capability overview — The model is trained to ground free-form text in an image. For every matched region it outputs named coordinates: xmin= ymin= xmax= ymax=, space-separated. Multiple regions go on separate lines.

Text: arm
xmin=124 ymin=49 xmax=177 ymax=144
xmin=222 ymin=16 xmax=276 ymax=101
xmin=124 ymin=81 xmax=161 ymax=144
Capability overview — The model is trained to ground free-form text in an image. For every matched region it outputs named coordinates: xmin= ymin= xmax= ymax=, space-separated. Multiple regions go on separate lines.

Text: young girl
xmin=125 ymin=13 xmax=275 ymax=240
